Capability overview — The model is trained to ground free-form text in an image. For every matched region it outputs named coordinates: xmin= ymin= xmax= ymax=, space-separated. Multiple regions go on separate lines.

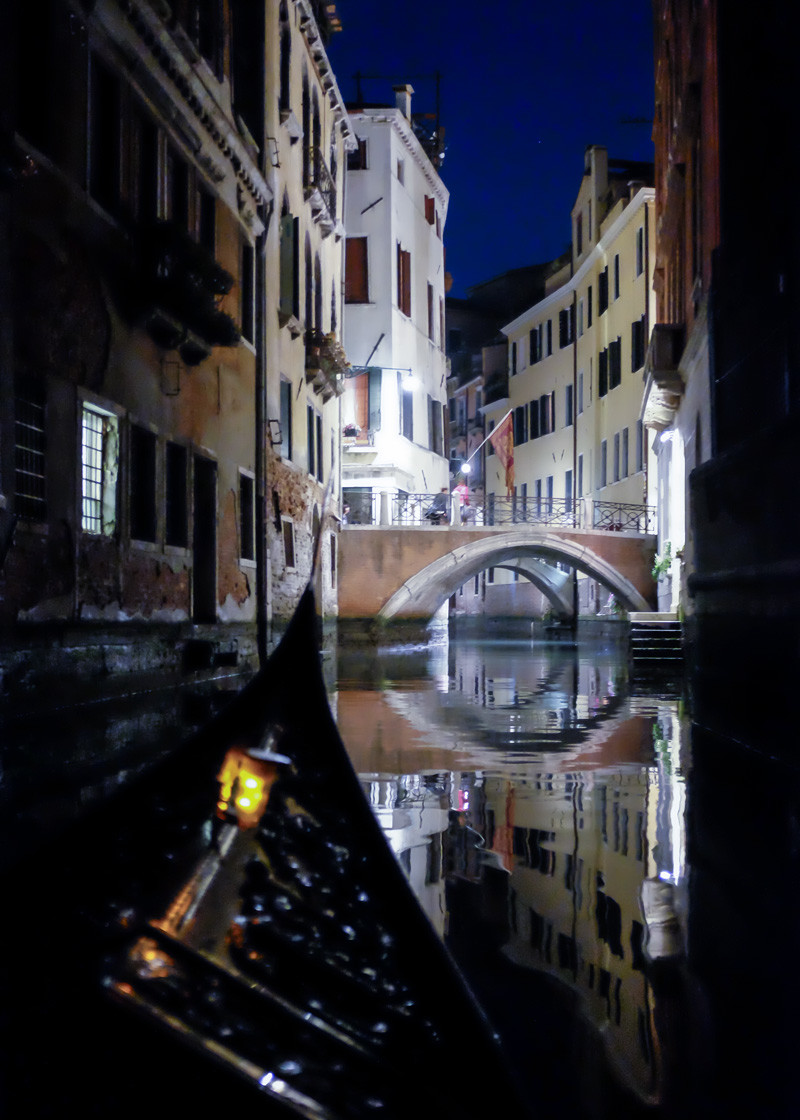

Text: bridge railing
xmin=484 ymin=495 xmax=578 ymax=527
xmin=591 ymin=501 xmax=657 ymax=533
xmin=344 ymin=491 xmax=656 ymax=533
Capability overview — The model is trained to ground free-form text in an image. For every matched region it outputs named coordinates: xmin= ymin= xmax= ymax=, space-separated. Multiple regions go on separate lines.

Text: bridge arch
xmin=378 ymin=529 xmax=652 ymax=621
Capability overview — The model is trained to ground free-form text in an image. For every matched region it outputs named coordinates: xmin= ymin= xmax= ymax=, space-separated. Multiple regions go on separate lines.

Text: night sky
xmin=327 ymin=1 xmax=655 ymax=298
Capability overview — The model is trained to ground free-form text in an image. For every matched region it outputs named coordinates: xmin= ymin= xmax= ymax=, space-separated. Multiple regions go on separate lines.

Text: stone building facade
xmin=0 ymin=0 xmax=352 ymax=698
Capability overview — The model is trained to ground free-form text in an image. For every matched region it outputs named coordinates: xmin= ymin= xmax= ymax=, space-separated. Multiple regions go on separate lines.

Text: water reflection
xmin=336 ymin=638 xmax=690 ymax=1112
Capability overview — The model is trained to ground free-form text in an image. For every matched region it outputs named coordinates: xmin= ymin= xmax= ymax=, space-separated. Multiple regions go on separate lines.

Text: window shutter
xmin=345 ymin=237 xmax=368 ymax=303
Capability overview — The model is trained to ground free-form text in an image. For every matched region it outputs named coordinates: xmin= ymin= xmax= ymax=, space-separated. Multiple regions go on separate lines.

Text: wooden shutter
xmin=345 ymin=237 xmax=368 ymax=303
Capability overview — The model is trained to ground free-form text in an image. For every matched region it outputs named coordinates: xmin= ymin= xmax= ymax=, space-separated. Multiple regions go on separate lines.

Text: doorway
xmin=193 ymin=454 xmax=217 ymax=623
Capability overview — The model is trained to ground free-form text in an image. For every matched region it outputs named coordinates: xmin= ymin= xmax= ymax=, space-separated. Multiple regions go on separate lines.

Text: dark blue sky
xmin=327 ymin=1 xmax=655 ymax=298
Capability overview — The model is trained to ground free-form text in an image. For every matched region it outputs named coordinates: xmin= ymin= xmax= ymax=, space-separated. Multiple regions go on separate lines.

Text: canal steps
xmin=629 ymin=612 xmax=684 ymax=680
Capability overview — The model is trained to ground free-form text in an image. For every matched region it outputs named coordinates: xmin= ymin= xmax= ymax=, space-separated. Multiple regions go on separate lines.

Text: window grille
xmin=14 ymin=386 xmax=46 ymax=521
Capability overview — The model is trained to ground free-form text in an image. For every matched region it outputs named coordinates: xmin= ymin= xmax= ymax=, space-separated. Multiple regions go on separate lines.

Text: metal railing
xmin=591 ymin=501 xmax=657 ymax=533
xmin=485 ymin=496 xmax=577 ymax=528
xmin=342 ymin=491 xmax=656 ymax=533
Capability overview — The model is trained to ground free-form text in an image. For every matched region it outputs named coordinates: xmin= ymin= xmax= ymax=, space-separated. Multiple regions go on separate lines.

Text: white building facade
xmin=340 ymin=86 xmax=450 ymax=525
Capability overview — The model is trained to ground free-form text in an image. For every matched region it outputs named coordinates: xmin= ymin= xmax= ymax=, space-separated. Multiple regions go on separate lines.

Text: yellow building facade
xmin=486 ymin=148 xmax=656 ymax=616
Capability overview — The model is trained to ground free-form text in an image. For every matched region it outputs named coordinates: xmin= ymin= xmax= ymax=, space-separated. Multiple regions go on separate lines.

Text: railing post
xmin=380 ymin=491 xmax=391 ymax=525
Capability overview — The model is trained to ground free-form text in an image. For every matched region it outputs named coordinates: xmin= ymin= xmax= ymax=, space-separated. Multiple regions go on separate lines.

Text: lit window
xmin=81 ymin=404 xmax=118 ymax=536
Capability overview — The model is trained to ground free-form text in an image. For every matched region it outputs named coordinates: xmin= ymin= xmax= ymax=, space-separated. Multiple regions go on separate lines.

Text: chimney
xmin=393 ymin=83 xmax=414 ymax=120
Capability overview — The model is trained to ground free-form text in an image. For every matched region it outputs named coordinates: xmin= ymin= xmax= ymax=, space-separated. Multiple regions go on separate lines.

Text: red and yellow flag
xmin=488 ymin=412 xmax=514 ymax=495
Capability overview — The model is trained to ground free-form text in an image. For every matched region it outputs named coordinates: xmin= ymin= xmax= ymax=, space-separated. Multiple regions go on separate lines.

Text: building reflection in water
xmin=336 ymin=639 xmax=690 ymax=1110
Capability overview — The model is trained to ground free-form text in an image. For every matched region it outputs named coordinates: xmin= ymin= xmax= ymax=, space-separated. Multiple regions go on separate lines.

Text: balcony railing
xmin=305 ymin=147 xmax=337 ymax=234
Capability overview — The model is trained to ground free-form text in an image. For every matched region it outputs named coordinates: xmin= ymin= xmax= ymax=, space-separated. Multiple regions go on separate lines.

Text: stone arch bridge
xmin=338 ymin=524 xmax=657 ymax=630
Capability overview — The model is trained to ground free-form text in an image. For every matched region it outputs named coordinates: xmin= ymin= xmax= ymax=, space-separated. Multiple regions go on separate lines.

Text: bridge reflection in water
xmin=335 ymin=637 xmax=692 ymax=1117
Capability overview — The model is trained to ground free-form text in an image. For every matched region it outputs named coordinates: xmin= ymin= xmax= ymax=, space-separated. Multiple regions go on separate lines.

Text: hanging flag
xmin=488 ymin=412 xmax=514 ymax=494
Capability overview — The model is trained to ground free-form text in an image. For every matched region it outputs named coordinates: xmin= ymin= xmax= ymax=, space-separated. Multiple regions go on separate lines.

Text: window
xmin=306 ymin=404 xmax=315 ymax=477
xmin=282 ymin=518 xmax=296 ymax=569
xmin=613 ymin=432 xmax=620 ymax=482
xmin=622 ymin=427 xmax=629 ymax=478
xmin=345 ymin=237 xmax=369 ymax=303
xmin=239 ymin=471 xmax=255 ymax=561
xmin=353 ymin=366 xmax=382 ymax=433
xmin=600 ymin=439 xmax=608 ymax=487
xmin=279 ymin=23 xmax=291 ymax=114
xmin=89 ymin=53 xmax=121 ymax=213
xmin=577 ymin=300 xmax=584 ymax=338
xmin=279 ymin=213 xmax=300 ymax=322
xmin=530 ymin=326 xmax=541 ymax=364
xmin=578 ymin=453 xmax=584 ymax=498
xmin=587 ymin=285 xmax=593 ymax=327
xmin=400 ymin=375 xmax=414 ymax=441
xmin=424 ymin=195 xmax=435 ymax=225
xmin=198 ymin=185 xmax=216 ymax=253
xmin=636 ymin=420 xmax=644 ymax=472
xmin=397 ymin=244 xmax=411 ymax=316
xmin=14 ymin=378 xmax=47 ymax=522
xmin=306 ymin=407 xmax=323 ymax=482
xmin=598 ymin=268 xmax=609 ymax=314
xmin=529 ymin=399 xmax=540 ymax=439
xmin=347 ymin=138 xmax=367 ymax=170
xmin=81 ymin=404 xmax=118 ymax=536
xmin=546 ymin=319 xmax=553 ymax=356
xmin=279 ymin=378 xmax=292 ymax=460
xmin=545 ymin=475 xmax=553 ymax=514
xmin=565 ymin=383 xmax=574 ymax=427
xmin=636 ymin=226 xmax=644 ymax=276
xmin=427 ymin=283 xmax=435 ymax=341
xmin=429 ymin=397 xmax=444 ymax=455
xmin=539 ymin=392 xmax=555 ymax=435
xmin=565 ymin=469 xmax=573 ymax=514
xmin=241 ymin=241 xmax=255 ymax=344
xmin=558 ymin=307 xmax=574 ymax=349
xmin=598 ymin=349 xmax=608 ymax=397
xmin=575 ymin=212 xmax=583 ymax=255
xmin=631 ymin=316 xmax=646 ymax=371
xmin=165 ymin=442 xmax=188 ymax=547
xmin=578 ymin=371 xmax=584 ymax=415
xmin=613 ymin=254 xmax=620 ymax=300
xmin=130 ymin=424 xmax=157 ymax=542
xmin=396 ymin=158 xmax=404 ymax=183
xmin=511 ymin=341 xmax=517 ymax=375
xmin=609 ymin=337 xmax=622 ymax=389
xmin=135 ymin=110 xmax=159 ymax=223
xmin=167 ymin=146 xmax=190 ymax=229
xmin=514 ymin=405 xmax=528 ymax=445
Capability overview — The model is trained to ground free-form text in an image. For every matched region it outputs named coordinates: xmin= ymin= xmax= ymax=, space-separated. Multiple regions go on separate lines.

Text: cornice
xmin=348 ymin=108 xmax=449 ymax=210
xmin=95 ymin=0 xmax=271 ymax=224
xmin=294 ymin=0 xmax=356 ymax=149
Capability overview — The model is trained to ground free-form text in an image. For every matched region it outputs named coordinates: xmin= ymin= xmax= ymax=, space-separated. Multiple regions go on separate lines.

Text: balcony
xmin=305 ymin=148 xmax=338 ymax=237
xmin=138 ymin=221 xmax=239 ymax=364
xmin=305 ymin=329 xmax=348 ymax=400
xmin=642 ymin=323 xmax=685 ymax=430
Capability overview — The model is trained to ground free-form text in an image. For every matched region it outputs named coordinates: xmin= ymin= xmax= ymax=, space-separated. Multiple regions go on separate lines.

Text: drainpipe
xmin=571 ymin=268 xmax=579 ymax=631
xmin=643 ymin=197 xmax=651 ymax=510
xmin=255 ymin=218 xmax=270 ymax=665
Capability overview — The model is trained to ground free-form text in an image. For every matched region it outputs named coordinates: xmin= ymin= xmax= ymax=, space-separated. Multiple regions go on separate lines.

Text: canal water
xmin=334 ymin=635 xmax=692 ymax=1119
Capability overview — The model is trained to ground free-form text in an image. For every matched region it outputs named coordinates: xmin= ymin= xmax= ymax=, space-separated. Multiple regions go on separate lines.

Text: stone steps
xmin=629 ymin=614 xmax=684 ymax=677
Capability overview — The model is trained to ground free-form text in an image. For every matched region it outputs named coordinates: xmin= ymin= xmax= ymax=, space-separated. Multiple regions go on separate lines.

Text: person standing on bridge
xmin=424 ymin=488 xmax=450 ymax=525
